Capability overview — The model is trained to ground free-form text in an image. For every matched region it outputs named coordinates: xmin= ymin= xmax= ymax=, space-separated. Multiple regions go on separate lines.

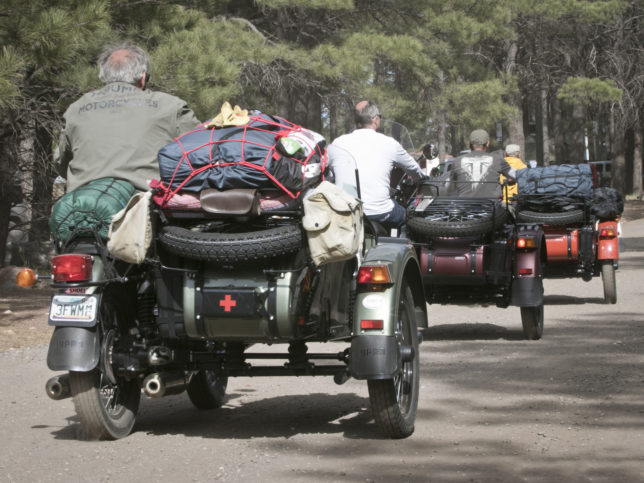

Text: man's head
xmin=355 ymin=100 xmax=382 ymax=129
xmin=98 ymin=43 xmax=150 ymax=88
xmin=422 ymin=143 xmax=437 ymax=159
xmin=469 ymin=129 xmax=489 ymax=151
xmin=505 ymin=144 xmax=521 ymax=157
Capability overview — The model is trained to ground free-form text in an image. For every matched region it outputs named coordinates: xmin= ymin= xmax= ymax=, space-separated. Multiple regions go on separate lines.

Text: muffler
xmin=143 ymin=372 xmax=188 ymax=398
xmin=45 ymin=374 xmax=71 ymax=400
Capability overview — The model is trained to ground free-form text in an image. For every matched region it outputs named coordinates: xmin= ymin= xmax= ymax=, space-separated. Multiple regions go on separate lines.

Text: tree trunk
xmin=437 ymin=111 xmax=447 ymax=162
xmin=571 ymin=104 xmax=586 ymax=163
xmin=633 ymin=122 xmax=643 ymax=198
xmin=610 ymin=110 xmax=627 ymax=193
xmin=541 ymin=88 xmax=551 ymax=166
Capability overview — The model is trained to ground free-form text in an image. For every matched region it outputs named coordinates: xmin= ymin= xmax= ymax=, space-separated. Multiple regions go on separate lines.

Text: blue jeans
xmin=367 ymin=201 xmax=406 ymax=231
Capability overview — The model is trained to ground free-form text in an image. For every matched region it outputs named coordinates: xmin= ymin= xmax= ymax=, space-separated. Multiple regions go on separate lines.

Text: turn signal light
xmin=357 ymin=266 xmax=391 ymax=284
xmin=517 ymin=237 xmax=536 ymax=249
xmin=51 ymin=254 xmax=93 ymax=282
xmin=15 ymin=268 xmax=36 ymax=288
xmin=360 ymin=320 xmax=384 ymax=330
xmin=599 ymin=228 xmax=616 ymax=238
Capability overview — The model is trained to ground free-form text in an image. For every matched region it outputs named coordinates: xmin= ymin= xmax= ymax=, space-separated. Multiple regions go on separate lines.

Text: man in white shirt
xmin=331 ymin=100 xmax=424 ymax=231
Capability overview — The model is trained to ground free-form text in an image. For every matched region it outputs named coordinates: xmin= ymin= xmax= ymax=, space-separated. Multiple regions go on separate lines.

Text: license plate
xmin=49 ymin=295 xmax=98 ymax=326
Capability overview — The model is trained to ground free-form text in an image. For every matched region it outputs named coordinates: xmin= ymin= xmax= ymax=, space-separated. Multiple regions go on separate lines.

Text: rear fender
xmin=512 ymin=224 xmax=544 ymax=307
xmin=349 ymin=241 xmax=426 ymax=380
xmin=47 ymin=326 xmax=100 ymax=372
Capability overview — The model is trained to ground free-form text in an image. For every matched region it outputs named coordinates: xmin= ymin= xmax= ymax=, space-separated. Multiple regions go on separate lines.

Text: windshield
xmin=326 ymin=144 xmax=359 ymax=198
xmin=379 ymin=120 xmax=416 ymax=155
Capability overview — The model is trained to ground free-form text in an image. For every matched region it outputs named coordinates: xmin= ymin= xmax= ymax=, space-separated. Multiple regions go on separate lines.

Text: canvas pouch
xmin=107 ymin=191 xmax=152 ymax=264
xmin=302 ymin=181 xmax=363 ymax=266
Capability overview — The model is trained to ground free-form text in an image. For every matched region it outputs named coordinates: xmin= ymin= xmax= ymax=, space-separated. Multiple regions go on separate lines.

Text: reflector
xmin=360 ymin=320 xmax=384 ymax=330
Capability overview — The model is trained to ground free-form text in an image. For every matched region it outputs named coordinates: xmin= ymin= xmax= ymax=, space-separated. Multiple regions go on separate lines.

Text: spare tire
xmin=516 ymin=209 xmax=584 ymax=226
xmin=407 ymin=198 xmax=507 ymax=237
xmin=158 ymin=223 xmax=303 ymax=263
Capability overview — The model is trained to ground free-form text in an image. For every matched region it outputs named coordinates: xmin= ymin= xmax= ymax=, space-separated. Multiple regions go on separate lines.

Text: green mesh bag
xmin=49 ymin=177 xmax=137 ymax=243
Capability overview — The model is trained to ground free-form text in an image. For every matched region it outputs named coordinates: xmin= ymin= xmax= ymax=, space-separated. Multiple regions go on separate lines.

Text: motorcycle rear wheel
xmin=68 ymin=295 xmax=140 ymax=440
xmin=520 ymin=304 xmax=544 ymax=340
xmin=601 ymin=260 xmax=617 ymax=304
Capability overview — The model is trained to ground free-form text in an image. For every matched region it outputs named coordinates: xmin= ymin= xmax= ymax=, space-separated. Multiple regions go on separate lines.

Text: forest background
xmin=0 ymin=0 xmax=643 ymax=267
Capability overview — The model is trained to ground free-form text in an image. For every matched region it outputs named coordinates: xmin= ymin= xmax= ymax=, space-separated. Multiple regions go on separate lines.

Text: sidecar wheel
xmin=69 ymin=295 xmax=140 ymax=440
xmin=187 ymin=370 xmax=228 ymax=410
xmin=159 ymin=223 xmax=302 ymax=262
xmin=367 ymin=283 xmax=419 ymax=438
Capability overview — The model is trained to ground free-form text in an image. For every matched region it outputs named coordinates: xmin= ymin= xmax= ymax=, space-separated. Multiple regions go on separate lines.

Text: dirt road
xmin=0 ymin=221 xmax=643 ymax=482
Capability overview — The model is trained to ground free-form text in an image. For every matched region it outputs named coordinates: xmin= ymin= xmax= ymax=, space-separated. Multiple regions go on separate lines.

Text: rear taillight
xmin=517 ymin=236 xmax=536 ymax=249
xmin=51 ymin=254 xmax=93 ymax=282
xmin=357 ymin=265 xmax=392 ymax=292
xmin=599 ymin=227 xmax=616 ymax=238
xmin=357 ymin=266 xmax=391 ymax=284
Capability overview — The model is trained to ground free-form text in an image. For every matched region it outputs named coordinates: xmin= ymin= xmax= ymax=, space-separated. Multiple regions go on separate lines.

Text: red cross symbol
xmin=219 ymin=294 xmax=237 ymax=312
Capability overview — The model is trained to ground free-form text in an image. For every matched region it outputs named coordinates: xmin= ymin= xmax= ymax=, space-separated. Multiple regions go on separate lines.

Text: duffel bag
xmin=517 ymin=164 xmax=593 ymax=197
xmin=157 ymin=111 xmax=326 ymax=202
xmin=49 ymin=177 xmax=137 ymax=244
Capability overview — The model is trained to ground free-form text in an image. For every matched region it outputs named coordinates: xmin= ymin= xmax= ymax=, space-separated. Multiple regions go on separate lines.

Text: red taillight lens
xmin=519 ymin=268 xmax=533 ymax=275
xmin=51 ymin=254 xmax=93 ymax=282
xmin=599 ymin=228 xmax=616 ymax=238
xmin=357 ymin=266 xmax=392 ymax=284
xmin=517 ymin=237 xmax=536 ymax=249
xmin=360 ymin=320 xmax=384 ymax=330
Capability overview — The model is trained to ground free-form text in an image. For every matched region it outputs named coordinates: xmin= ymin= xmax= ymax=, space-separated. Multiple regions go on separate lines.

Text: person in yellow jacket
xmin=500 ymin=144 xmax=527 ymax=203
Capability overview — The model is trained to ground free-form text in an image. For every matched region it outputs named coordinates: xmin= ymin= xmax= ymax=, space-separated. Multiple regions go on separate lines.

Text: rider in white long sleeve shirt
xmin=331 ymin=100 xmax=424 ymax=230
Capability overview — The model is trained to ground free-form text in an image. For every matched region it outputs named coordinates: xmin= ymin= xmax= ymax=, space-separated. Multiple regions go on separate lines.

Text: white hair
xmin=98 ymin=43 xmax=150 ymax=85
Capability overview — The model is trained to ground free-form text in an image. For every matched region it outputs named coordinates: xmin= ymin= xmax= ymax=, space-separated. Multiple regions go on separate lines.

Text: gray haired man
xmin=58 ymin=43 xmax=200 ymax=192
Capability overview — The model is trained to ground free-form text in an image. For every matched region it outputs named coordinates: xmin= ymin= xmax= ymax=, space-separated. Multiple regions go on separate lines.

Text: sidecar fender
xmin=47 ymin=326 xmax=100 ymax=372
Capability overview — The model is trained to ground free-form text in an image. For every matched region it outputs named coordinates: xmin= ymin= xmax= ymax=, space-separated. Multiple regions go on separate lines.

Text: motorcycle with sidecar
xmin=17 ymin=138 xmax=427 ymax=440
xmin=380 ymin=121 xmax=545 ymax=339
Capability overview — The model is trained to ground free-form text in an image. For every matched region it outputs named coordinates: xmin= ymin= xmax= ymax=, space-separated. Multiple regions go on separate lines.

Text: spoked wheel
xmin=68 ymin=296 xmax=140 ymax=440
xmin=521 ymin=304 xmax=544 ymax=340
xmin=187 ymin=370 xmax=228 ymax=410
xmin=407 ymin=198 xmax=507 ymax=237
xmin=601 ymin=260 xmax=617 ymax=304
xmin=367 ymin=283 xmax=420 ymax=438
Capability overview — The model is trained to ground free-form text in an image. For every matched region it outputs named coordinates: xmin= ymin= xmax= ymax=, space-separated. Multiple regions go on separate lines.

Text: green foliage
xmin=256 ymin=0 xmax=354 ymax=8
xmin=0 ymin=47 xmax=24 ymax=111
xmin=557 ymin=77 xmax=623 ymax=106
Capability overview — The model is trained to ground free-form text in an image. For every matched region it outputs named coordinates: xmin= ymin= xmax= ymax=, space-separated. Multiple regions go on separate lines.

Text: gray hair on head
xmin=355 ymin=101 xmax=381 ymax=128
xmin=98 ymin=43 xmax=150 ymax=85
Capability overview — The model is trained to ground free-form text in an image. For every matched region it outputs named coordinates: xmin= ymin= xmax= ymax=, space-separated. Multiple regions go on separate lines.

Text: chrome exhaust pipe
xmin=46 ymin=374 xmax=71 ymax=400
xmin=143 ymin=372 xmax=187 ymax=398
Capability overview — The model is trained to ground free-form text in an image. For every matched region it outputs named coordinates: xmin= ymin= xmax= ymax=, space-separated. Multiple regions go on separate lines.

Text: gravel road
xmin=0 ymin=221 xmax=643 ymax=482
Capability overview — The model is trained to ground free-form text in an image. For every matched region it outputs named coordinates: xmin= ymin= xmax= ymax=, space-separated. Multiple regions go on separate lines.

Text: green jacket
xmin=59 ymin=82 xmax=200 ymax=192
